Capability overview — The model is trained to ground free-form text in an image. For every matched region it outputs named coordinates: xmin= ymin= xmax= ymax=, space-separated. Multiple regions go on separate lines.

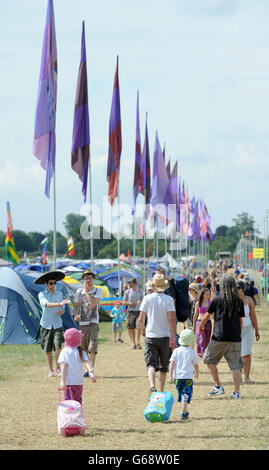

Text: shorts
xmin=112 ymin=322 xmax=123 ymax=332
xmin=144 ymin=337 xmax=170 ymax=373
xmin=40 ymin=327 xmax=64 ymax=353
xmin=126 ymin=310 xmax=140 ymax=330
xmin=203 ymin=339 xmax=244 ymax=371
xmin=79 ymin=323 xmax=99 ymax=354
xmin=175 ymin=379 xmax=193 ymax=403
xmin=241 ymin=324 xmax=254 ymax=357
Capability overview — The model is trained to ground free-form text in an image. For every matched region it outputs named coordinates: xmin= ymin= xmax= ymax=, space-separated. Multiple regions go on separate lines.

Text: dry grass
xmin=1 ymin=304 xmax=269 ymax=451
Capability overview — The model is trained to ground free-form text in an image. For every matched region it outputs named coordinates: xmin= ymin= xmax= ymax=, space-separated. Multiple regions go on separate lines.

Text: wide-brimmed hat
xmin=180 ymin=329 xmax=197 ymax=347
xmin=82 ymin=269 xmax=96 ymax=279
xmin=64 ymin=328 xmax=83 ymax=348
xmin=189 ymin=283 xmax=200 ymax=295
xmin=145 ymin=280 xmax=154 ymax=291
xmin=151 ymin=273 xmax=169 ymax=292
xmin=34 ymin=270 xmax=65 ymax=285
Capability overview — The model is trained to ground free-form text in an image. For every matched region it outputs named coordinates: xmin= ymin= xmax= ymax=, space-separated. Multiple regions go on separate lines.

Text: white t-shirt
xmin=58 ymin=347 xmax=88 ymax=385
xmin=170 ymin=346 xmax=199 ymax=380
xmin=139 ymin=292 xmax=176 ymax=338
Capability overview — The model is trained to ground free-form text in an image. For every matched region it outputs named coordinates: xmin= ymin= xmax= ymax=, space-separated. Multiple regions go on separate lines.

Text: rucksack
xmin=169 ymin=277 xmax=190 ymax=323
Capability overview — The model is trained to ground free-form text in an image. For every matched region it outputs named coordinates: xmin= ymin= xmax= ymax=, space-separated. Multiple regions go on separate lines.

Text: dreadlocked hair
xmin=219 ymin=274 xmax=242 ymax=316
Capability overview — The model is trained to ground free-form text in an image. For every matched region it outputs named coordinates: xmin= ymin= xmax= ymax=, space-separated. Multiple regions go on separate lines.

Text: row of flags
xmin=3 ymin=0 xmax=212 ymax=269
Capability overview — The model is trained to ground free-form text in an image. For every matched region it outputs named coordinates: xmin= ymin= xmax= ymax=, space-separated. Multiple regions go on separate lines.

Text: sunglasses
xmin=48 ymin=281 xmax=57 ymax=285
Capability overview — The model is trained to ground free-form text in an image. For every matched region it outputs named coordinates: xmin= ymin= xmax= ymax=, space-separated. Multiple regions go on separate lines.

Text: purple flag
xmin=132 ymin=91 xmax=142 ymax=214
xmin=33 ymin=0 xmax=57 ymax=198
xmin=152 ymin=132 xmax=170 ymax=208
xmin=71 ymin=21 xmax=90 ymax=203
xmin=142 ymin=113 xmax=151 ymax=207
xmin=107 ymin=56 xmax=122 ymax=206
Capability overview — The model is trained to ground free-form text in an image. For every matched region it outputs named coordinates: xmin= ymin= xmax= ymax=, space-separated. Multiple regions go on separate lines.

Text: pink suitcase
xmin=57 ymin=388 xmax=86 ymax=437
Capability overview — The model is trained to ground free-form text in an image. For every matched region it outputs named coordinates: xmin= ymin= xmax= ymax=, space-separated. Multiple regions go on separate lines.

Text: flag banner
xmin=5 ymin=228 xmax=20 ymax=266
xmin=107 ymin=56 xmax=122 ymax=206
xmin=41 ymin=238 xmax=48 ymax=264
xmin=67 ymin=236 xmax=75 ymax=257
xmin=71 ymin=21 xmax=90 ymax=203
xmin=132 ymin=91 xmax=142 ymax=214
xmin=141 ymin=113 xmax=151 ymax=218
xmin=33 ymin=0 xmax=57 ymax=198
xmin=40 ymin=236 xmax=48 ymax=246
xmin=6 ymin=201 xmax=13 ymax=231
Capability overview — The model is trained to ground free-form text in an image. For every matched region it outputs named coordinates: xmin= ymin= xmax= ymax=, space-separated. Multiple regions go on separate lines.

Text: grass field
xmin=1 ymin=303 xmax=269 ymax=451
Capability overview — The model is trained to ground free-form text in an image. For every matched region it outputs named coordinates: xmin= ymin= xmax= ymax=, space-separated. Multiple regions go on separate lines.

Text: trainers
xmin=55 ymin=367 xmax=62 ymax=377
xmin=84 ymin=371 xmax=89 ymax=377
xmin=148 ymin=387 xmax=157 ymax=399
xmin=231 ymin=392 xmax=240 ymax=399
xmin=180 ymin=411 xmax=189 ymax=420
xmin=48 ymin=370 xmax=54 ymax=378
xmin=208 ymin=385 xmax=225 ymax=396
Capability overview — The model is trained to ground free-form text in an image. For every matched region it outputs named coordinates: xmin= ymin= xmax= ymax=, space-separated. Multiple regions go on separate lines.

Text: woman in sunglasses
xmin=35 ymin=271 xmax=71 ymax=378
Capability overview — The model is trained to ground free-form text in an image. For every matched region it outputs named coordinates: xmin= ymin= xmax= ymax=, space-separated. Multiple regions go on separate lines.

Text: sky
xmin=1 ymin=0 xmax=269 ymax=240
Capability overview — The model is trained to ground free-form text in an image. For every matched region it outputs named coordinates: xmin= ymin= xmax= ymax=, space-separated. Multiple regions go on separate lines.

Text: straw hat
xmin=82 ymin=269 xmax=96 ymax=279
xmin=145 ymin=280 xmax=154 ymax=291
xmin=151 ymin=273 xmax=169 ymax=293
xmin=179 ymin=329 xmax=197 ymax=347
xmin=188 ymin=283 xmax=200 ymax=295
xmin=34 ymin=270 xmax=65 ymax=285
xmin=64 ymin=328 xmax=83 ymax=348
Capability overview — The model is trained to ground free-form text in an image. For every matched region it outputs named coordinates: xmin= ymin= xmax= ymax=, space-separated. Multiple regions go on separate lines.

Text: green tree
xmin=232 ymin=212 xmax=255 ymax=238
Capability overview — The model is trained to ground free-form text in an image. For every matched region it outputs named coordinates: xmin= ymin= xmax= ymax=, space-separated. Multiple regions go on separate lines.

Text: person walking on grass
xmin=110 ymin=300 xmax=124 ymax=343
xmin=123 ymin=278 xmax=143 ymax=349
xmin=73 ymin=270 xmax=103 ymax=383
xmin=139 ymin=273 xmax=177 ymax=397
xmin=59 ymin=328 xmax=92 ymax=404
xmin=192 ymin=287 xmax=212 ymax=358
xmin=35 ymin=270 xmax=71 ymax=378
xmin=237 ymin=280 xmax=260 ymax=384
xmin=199 ymin=274 xmax=245 ymax=399
xmin=168 ymin=329 xmax=199 ymax=420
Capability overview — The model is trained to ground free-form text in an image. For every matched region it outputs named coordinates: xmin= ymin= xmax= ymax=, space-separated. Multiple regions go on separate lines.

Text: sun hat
xmin=151 ymin=273 xmax=169 ymax=292
xmin=179 ymin=329 xmax=197 ymax=347
xmin=189 ymin=283 xmax=200 ymax=295
xmin=145 ymin=280 xmax=154 ymax=291
xmin=64 ymin=328 xmax=83 ymax=348
xmin=82 ymin=269 xmax=96 ymax=279
xmin=34 ymin=270 xmax=65 ymax=285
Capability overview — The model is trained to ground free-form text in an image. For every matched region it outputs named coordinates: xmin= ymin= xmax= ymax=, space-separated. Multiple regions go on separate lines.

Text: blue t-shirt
xmin=110 ymin=307 xmax=123 ymax=324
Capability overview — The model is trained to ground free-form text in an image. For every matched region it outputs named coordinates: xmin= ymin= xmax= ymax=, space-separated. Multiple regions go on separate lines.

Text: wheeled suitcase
xmin=57 ymin=388 xmax=86 ymax=437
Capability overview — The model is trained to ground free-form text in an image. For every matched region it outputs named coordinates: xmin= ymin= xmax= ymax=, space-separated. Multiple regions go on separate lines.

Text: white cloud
xmin=0 ymin=161 xmax=44 ymax=189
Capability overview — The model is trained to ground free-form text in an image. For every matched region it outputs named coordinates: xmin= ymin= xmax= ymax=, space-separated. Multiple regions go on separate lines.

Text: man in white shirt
xmin=74 ymin=270 xmax=103 ymax=382
xmin=139 ymin=273 xmax=177 ymax=397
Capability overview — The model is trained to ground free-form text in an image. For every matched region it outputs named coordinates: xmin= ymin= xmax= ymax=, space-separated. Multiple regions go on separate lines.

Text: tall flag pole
xmin=107 ymin=56 xmax=122 ymax=295
xmin=141 ymin=113 xmax=150 ymax=287
xmin=33 ymin=0 xmax=57 ymax=268
xmin=132 ymin=91 xmax=142 ymax=271
xmin=71 ymin=21 xmax=93 ymax=270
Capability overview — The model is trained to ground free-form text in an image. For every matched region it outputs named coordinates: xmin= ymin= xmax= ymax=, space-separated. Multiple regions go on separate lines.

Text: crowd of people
xmin=35 ymin=263 xmax=261 ymax=417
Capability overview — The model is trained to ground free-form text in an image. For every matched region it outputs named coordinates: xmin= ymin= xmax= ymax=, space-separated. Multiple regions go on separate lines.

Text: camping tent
xmin=0 ymin=267 xmax=41 ymax=344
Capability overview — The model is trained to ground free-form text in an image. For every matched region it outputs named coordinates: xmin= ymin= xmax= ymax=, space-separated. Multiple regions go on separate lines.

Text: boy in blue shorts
xmin=110 ymin=301 xmax=124 ymax=343
xmin=169 ymin=329 xmax=199 ymax=419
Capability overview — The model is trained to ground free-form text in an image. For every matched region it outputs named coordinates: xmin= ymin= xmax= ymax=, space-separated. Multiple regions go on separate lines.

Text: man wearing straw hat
xmin=35 ymin=270 xmax=71 ymax=378
xmin=74 ymin=269 xmax=103 ymax=383
xmin=139 ymin=273 xmax=177 ymax=397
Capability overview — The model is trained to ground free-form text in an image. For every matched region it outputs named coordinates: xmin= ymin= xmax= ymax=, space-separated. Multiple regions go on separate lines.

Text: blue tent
xmin=0 ymin=267 xmax=76 ymax=345
xmin=0 ymin=267 xmax=41 ymax=344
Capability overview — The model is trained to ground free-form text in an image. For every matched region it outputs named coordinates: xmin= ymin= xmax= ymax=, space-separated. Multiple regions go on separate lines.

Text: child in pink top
xmin=193 ymin=288 xmax=212 ymax=358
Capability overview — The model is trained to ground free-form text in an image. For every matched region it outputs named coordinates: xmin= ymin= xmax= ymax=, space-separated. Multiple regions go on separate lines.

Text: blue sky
xmin=1 ymin=0 xmax=269 ymax=239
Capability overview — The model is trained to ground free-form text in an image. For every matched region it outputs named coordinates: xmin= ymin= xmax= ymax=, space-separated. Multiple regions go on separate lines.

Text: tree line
xmin=0 ymin=212 xmax=256 ymax=261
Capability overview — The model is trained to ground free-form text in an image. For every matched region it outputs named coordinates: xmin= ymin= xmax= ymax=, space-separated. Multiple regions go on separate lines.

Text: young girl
xmin=193 ymin=287 xmax=212 ymax=358
xmin=169 ymin=329 xmax=199 ymax=420
xmin=110 ymin=301 xmax=124 ymax=343
xmin=58 ymin=328 xmax=93 ymax=404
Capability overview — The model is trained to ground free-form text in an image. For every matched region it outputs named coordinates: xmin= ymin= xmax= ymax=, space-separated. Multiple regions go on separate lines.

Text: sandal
xmin=137 ymin=345 xmax=142 ymax=350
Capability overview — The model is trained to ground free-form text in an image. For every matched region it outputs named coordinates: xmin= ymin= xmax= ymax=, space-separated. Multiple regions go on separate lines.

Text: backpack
xmin=169 ymin=277 xmax=190 ymax=323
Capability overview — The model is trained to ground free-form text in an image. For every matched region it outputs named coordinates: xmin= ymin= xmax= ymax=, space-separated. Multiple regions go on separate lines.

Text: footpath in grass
xmin=0 ymin=306 xmax=269 ymax=450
